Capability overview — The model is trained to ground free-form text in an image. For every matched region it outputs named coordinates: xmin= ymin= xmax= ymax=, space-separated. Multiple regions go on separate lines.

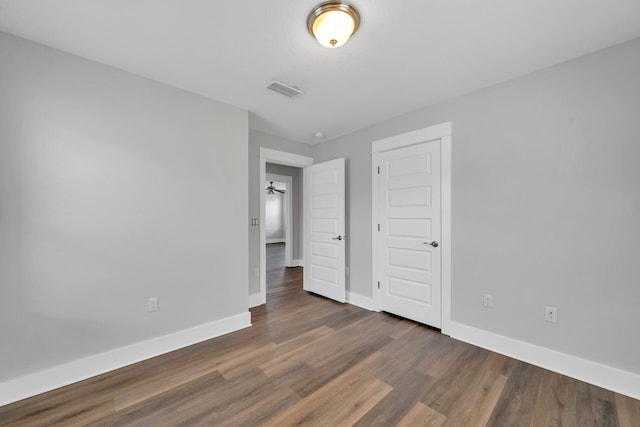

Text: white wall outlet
xmin=148 ymin=297 xmax=159 ymax=312
xmin=544 ymin=306 xmax=558 ymax=323
xmin=483 ymin=293 xmax=493 ymax=308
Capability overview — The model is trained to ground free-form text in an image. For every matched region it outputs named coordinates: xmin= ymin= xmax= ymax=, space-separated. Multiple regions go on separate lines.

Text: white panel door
xmin=379 ymin=142 xmax=441 ymax=327
xmin=304 ymin=158 xmax=346 ymax=303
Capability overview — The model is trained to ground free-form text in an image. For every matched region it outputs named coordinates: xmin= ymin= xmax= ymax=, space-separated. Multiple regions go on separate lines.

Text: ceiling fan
xmin=265 ymin=181 xmax=285 ymax=194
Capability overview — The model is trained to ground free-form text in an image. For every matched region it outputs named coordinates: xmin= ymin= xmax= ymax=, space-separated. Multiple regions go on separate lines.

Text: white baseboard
xmin=0 ymin=311 xmax=251 ymax=407
xmin=448 ymin=321 xmax=640 ymax=400
xmin=266 ymin=238 xmax=285 ymax=244
xmin=346 ymin=291 xmax=374 ymax=311
xmin=248 ymin=292 xmax=264 ymax=308
xmin=291 ymin=259 xmax=304 ymax=267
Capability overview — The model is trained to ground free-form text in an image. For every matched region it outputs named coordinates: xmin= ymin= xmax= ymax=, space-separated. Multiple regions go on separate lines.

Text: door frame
xmin=265 ymin=173 xmax=293 ymax=266
xmin=258 ymin=148 xmax=313 ymax=306
xmin=371 ymin=122 xmax=452 ymax=335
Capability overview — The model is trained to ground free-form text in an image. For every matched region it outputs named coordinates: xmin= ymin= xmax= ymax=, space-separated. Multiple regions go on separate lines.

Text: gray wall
xmin=248 ymin=130 xmax=312 ymax=295
xmin=0 ymin=32 xmax=249 ymax=382
xmin=313 ymin=38 xmax=640 ymax=374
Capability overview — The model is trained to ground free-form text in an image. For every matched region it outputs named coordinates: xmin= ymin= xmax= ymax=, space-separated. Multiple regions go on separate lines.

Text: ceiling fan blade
xmin=265 ymin=181 xmax=285 ymax=194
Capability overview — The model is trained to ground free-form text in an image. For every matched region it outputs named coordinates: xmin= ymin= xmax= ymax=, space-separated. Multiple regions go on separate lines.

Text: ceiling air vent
xmin=266 ymin=80 xmax=303 ymax=98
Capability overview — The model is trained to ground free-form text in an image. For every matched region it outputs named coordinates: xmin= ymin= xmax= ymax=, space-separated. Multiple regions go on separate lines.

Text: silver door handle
xmin=332 ymin=235 xmax=344 ymax=241
xmin=424 ymin=241 xmax=439 ymax=247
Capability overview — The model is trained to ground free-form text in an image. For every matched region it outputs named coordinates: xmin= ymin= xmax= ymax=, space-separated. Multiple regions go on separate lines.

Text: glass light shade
xmin=308 ymin=2 xmax=360 ymax=48
xmin=312 ymin=10 xmax=355 ymax=48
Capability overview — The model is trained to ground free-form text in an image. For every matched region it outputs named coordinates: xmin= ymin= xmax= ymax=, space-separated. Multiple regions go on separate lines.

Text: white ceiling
xmin=1 ymin=1 xmax=640 ymax=144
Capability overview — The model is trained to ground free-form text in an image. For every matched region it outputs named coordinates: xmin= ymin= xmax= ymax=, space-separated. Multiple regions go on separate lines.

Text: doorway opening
xmin=265 ymin=168 xmax=298 ymax=296
xmin=265 ymin=174 xmax=292 ymax=266
xmin=255 ymin=148 xmax=313 ymax=307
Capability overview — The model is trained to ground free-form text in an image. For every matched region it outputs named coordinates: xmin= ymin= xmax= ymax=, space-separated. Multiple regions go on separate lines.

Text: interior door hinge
xmin=377 ymin=224 xmax=380 ymax=232
xmin=377 ymin=281 xmax=380 ymax=289
xmin=377 ymin=165 xmax=380 ymax=174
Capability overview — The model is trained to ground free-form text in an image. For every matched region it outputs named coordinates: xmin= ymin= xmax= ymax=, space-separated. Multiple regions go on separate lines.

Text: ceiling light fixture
xmin=307 ymin=1 xmax=360 ymax=48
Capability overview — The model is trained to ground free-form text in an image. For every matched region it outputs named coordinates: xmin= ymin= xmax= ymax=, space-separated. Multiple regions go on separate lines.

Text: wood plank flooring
xmin=1 ymin=242 xmax=638 ymax=426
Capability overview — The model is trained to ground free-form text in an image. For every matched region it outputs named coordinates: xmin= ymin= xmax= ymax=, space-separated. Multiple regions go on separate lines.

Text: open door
xmin=304 ymin=158 xmax=346 ymax=302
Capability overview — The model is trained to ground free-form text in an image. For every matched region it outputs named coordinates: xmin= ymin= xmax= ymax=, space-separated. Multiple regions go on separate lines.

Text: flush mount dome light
xmin=307 ymin=1 xmax=360 ymax=48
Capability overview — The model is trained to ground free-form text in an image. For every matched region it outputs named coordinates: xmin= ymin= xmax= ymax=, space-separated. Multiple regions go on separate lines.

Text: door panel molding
xmin=371 ymin=122 xmax=452 ymax=334
xmin=378 ymin=142 xmax=441 ymax=326
xmin=304 ymin=158 xmax=346 ymax=303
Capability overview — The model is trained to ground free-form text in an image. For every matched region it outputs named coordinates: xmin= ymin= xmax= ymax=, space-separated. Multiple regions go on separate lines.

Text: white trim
xmin=372 ymin=122 xmax=452 ymax=153
xmin=261 ymin=148 xmax=314 ymax=168
xmin=448 ymin=321 xmax=640 ymax=400
xmin=371 ymin=151 xmax=382 ymax=312
xmin=266 ymin=173 xmax=293 ymax=266
xmin=248 ymin=293 xmax=263 ymax=308
xmin=346 ymin=292 xmax=374 ymax=311
xmin=440 ymin=135 xmax=452 ymax=335
xmin=292 ymin=258 xmax=304 ymax=267
xmin=266 ymin=238 xmax=285 ymax=244
xmin=371 ymin=122 xmax=452 ymax=333
xmin=260 ymin=158 xmax=266 ymax=306
xmin=0 ymin=312 xmax=251 ymax=406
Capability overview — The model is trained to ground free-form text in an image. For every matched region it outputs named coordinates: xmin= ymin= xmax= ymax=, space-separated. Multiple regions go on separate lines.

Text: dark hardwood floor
xmin=1 ymin=243 xmax=638 ymax=426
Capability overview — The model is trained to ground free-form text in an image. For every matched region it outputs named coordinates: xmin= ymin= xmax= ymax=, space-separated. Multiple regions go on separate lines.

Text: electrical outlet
xmin=544 ymin=306 xmax=558 ymax=323
xmin=148 ymin=297 xmax=159 ymax=312
xmin=483 ymin=294 xmax=493 ymax=308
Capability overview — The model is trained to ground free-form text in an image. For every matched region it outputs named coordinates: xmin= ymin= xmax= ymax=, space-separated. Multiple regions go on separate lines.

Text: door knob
xmin=332 ymin=235 xmax=343 ymax=241
xmin=424 ymin=241 xmax=439 ymax=247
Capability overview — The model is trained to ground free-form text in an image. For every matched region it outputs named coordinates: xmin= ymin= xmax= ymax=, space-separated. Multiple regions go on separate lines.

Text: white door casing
xmin=378 ymin=142 xmax=441 ymax=327
xmin=304 ymin=158 xmax=346 ymax=303
xmin=371 ymin=122 xmax=452 ymax=333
